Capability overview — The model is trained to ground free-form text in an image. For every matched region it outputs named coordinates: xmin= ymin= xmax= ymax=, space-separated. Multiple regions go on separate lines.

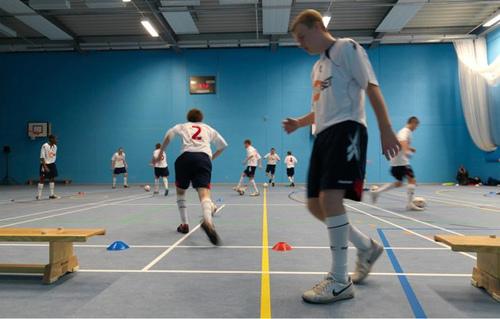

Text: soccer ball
xmin=263 ymin=183 xmax=269 ymax=188
xmin=144 ymin=185 xmax=151 ymax=192
xmin=370 ymin=185 xmax=379 ymax=192
xmin=238 ymin=188 xmax=245 ymax=196
xmin=412 ymin=196 xmax=426 ymax=208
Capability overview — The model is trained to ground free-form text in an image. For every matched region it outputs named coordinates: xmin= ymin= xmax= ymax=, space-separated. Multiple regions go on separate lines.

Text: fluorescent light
xmin=484 ymin=13 xmax=500 ymax=27
xmin=141 ymin=20 xmax=159 ymax=37
xmin=322 ymin=12 xmax=331 ymax=28
xmin=123 ymin=0 xmax=131 ymax=2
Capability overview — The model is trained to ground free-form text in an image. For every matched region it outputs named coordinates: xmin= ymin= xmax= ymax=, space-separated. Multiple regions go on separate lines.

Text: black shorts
xmin=286 ymin=167 xmax=295 ymax=177
xmin=391 ymin=165 xmax=415 ymax=181
xmin=265 ymin=165 xmax=276 ymax=175
xmin=114 ymin=167 xmax=127 ymax=175
xmin=244 ymin=166 xmax=257 ymax=178
xmin=40 ymin=163 xmax=58 ymax=179
xmin=307 ymin=121 xmax=367 ymax=201
xmin=154 ymin=167 xmax=170 ymax=178
xmin=175 ymin=152 xmax=212 ymax=190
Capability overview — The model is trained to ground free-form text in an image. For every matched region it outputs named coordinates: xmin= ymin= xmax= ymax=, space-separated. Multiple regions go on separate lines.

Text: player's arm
xmin=157 ymin=129 xmax=175 ymax=162
xmin=366 ymin=84 xmax=401 ymax=160
xmin=283 ymin=112 xmax=315 ymax=134
xmin=211 ymin=133 xmax=228 ymax=161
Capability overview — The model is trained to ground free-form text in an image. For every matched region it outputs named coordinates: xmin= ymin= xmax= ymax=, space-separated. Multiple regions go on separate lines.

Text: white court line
xmin=74 ymin=269 xmax=470 ymax=277
xmin=354 ymin=201 xmax=465 ymax=236
xmin=0 ymin=243 xmax=450 ymax=250
xmin=387 ymin=191 xmax=500 ymax=212
xmin=0 ymin=193 xmax=148 ymax=223
xmin=141 ymin=204 xmax=226 ymax=271
xmin=110 ymin=203 xmax=303 ymax=207
xmin=0 ymin=194 xmax=150 ymax=228
xmin=345 ymin=203 xmax=477 ymax=260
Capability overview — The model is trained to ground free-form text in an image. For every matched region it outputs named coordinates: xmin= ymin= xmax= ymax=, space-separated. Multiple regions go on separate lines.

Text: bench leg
xmin=43 ymin=242 xmax=79 ymax=284
xmin=471 ymin=252 xmax=500 ymax=302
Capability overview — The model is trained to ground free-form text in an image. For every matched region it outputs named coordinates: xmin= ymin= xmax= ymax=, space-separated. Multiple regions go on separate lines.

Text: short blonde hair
xmin=291 ymin=9 xmax=326 ymax=33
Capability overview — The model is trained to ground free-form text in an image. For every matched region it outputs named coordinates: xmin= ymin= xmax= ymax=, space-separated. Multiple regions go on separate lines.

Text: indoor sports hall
xmin=0 ymin=1 xmax=499 ymax=318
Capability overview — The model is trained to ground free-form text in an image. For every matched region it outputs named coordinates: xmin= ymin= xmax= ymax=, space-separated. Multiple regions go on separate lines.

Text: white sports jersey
xmin=246 ymin=146 xmax=260 ymax=167
xmin=311 ymin=38 xmax=378 ymax=135
xmin=153 ymin=149 xmax=167 ymax=168
xmin=166 ymin=122 xmax=227 ymax=158
xmin=264 ymin=153 xmax=280 ymax=165
xmin=285 ymin=155 xmax=297 ymax=168
xmin=391 ymin=127 xmax=412 ymax=167
xmin=112 ymin=152 xmax=126 ymax=168
xmin=40 ymin=143 xmax=57 ymax=164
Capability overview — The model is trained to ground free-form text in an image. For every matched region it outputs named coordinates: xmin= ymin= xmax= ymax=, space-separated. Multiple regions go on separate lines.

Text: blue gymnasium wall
xmin=0 ymin=43 xmax=467 ymax=184
xmin=460 ymin=28 xmax=500 ymax=181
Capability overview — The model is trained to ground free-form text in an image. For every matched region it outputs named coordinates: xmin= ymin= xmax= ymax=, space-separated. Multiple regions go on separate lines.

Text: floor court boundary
xmin=0 ymin=194 xmax=151 ymax=228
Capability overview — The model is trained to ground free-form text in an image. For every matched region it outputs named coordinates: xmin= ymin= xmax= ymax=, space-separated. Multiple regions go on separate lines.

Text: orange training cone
xmin=272 ymin=241 xmax=293 ymax=252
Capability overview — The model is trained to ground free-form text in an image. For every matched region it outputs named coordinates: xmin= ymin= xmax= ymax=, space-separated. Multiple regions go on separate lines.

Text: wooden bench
xmin=435 ymin=235 xmax=500 ymax=302
xmin=0 ymin=228 xmax=105 ymax=284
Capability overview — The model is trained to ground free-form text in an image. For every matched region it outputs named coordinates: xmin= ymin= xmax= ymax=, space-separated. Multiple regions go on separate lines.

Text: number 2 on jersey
xmin=191 ymin=125 xmax=202 ymax=140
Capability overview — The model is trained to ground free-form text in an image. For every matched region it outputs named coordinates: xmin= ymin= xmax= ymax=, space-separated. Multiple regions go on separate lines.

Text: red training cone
xmin=272 ymin=241 xmax=293 ymax=252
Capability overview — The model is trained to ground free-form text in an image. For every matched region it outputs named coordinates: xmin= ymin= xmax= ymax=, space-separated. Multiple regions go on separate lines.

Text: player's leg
xmin=123 ymin=171 xmax=128 ymax=188
xmin=406 ymin=168 xmax=423 ymax=211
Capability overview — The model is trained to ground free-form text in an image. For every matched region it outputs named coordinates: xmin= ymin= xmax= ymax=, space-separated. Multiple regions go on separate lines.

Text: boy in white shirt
xmin=36 ymin=135 xmax=60 ymax=200
xmin=235 ymin=139 xmax=262 ymax=196
xmin=371 ymin=116 xmax=423 ymax=211
xmin=151 ymin=143 xmax=170 ymax=196
xmin=283 ymin=9 xmax=400 ymax=304
xmin=155 ymin=108 xmax=227 ymax=245
xmin=111 ymin=147 xmax=128 ymax=188
xmin=264 ymin=148 xmax=280 ymax=187
xmin=284 ymin=151 xmax=298 ymax=187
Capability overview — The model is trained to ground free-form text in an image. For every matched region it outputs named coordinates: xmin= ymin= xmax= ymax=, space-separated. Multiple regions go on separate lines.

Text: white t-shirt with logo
xmin=391 ymin=127 xmax=412 ymax=167
xmin=112 ymin=152 xmax=126 ymax=168
xmin=166 ymin=122 xmax=227 ymax=158
xmin=40 ymin=143 xmax=57 ymax=164
xmin=153 ymin=149 xmax=167 ymax=168
xmin=311 ymin=38 xmax=378 ymax=135
xmin=246 ymin=146 xmax=261 ymax=167
xmin=264 ymin=153 xmax=280 ymax=165
xmin=285 ymin=155 xmax=297 ymax=168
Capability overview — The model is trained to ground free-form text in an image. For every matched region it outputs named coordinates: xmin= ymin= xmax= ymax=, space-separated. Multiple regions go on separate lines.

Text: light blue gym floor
xmin=0 ymin=184 xmax=499 ymax=317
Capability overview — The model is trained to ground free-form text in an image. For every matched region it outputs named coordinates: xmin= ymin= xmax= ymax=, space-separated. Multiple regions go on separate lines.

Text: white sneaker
xmin=49 ymin=194 xmax=61 ymax=199
xmin=302 ymin=274 xmax=354 ymax=304
xmin=249 ymin=192 xmax=260 ymax=197
xmin=352 ymin=239 xmax=384 ymax=284
xmin=36 ymin=195 xmax=41 ymax=200
xmin=370 ymin=191 xmax=379 ymax=204
xmin=407 ymin=202 xmax=424 ymax=211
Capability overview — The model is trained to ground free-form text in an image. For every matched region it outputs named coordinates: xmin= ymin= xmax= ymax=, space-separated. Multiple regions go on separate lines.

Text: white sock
xmin=201 ymin=199 xmax=213 ymax=225
xmin=177 ymin=194 xmax=188 ymax=224
xmin=123 ymin=177 xmax=128 ymax=186
xmin=37 ymin=183 xmax=43 ymax=197
xmin=154 ymin=178 xmax=159 ymax=192
xmin=49 ymin=182 xmax=55 ymax=196
xmin=376 ymin=183 xmax=396 ymax=193
xmin=250 ymin=179 xmax=258 ymax=193
xmin=112 ymin=177 xmax=116 ymax=187
xmin=326 ymin=214 xmax=349 ymax=283
xmin=237 ymin=176 xmax=244 ymax=188
xmin=349 ymin=225 xmax=371 ymax=250
xmin=407 ymin=184 xmax=416 ymax=204
xmin=163 ymin=177 xmax=168 ymax=189
xmin=288 ymin=176 xmax=292 ymax=183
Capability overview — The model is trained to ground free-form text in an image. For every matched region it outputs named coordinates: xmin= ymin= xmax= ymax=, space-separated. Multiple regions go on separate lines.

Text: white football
xmin=370 ymin=185 xmax=379 ymax=192
xmin=412 ymin=196 xmax=426 ymax=208
xmin=263 ymin=183 xmax=268 ymax=188
xmin=144 ymin=185 xmax=151 ymax=192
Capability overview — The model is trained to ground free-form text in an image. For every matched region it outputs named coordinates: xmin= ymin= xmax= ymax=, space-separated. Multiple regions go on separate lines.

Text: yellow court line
xmin=260 ymin=188 xmax=272 ymax=318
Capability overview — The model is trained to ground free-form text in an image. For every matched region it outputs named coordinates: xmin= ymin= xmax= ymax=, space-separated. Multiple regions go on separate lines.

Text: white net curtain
xmin=454 ymin=38 xmax=499 ymax=152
